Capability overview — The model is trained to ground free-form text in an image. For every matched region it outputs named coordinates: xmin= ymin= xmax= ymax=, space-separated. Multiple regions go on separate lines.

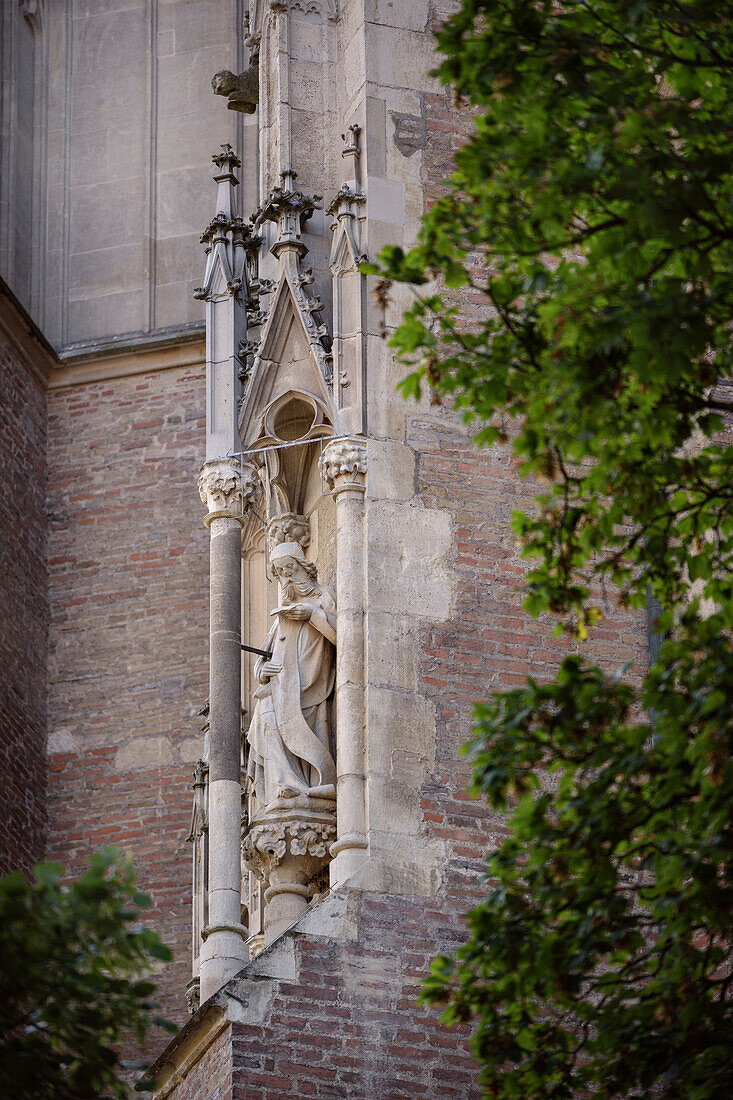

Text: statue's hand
xmin=283 ymin=603 xmax=312 ymax=621
xmin=259 ymin=661 xmax=282 ymax=679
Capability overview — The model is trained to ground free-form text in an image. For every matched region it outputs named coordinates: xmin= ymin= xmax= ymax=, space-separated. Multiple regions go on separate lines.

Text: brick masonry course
xmin=46 ymin=363 xmax=209 ymax=1025
xmin=0 ymin=336 xmax=48 ymax=875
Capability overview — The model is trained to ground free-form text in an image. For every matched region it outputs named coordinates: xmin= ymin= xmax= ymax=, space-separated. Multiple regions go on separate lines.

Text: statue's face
xmin=273 ymin=556 xmax=309 ymax=587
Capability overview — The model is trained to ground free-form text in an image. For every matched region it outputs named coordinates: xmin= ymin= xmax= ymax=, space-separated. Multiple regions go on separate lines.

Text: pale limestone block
xmin=343 ymin=28 xmax=367 ymax=104
xmin=365 ymin=611 xmax=419 ymax=690
xmin=365 ymin=23 xmax=442 ymax=93
xmin=157 ymin=165 xmax=215 ymax=239
xmin=115 ymin=736 xmax=173 ymax=773
xmin=338 ymin=0 xmax=364 ymax=44
xmin=364 ymin=336 xmax=406 ymax=439
xmin=366 ymin=500 xmax=453 ymax=619
xmin=48 ymin=728 xmax=77 ymax=755
xmin=155 ymin=280 xmax=203 ymax=330
xmin=68 ymin=129 xmax=111 ymax=189
xmin=289 ymin=61 xmax=325 ymax=112
xmin=222 ymin=977 xmax=276 ymax=1025
xmin=365 ymin=176 xmax=405 ymax=226
xmin=73 ymin=8 xmax=146 ymax=76
xmin=71 ymin=67 xmax=146 ymax=135
xmin=350 ymin=836 xmax=444 ymax=897
xmin=68 ymin=290 xmax=144 ymax=344
xmin=157 ymin=47 xmax=235 ymax=120
xmin=157 ymin=29 xmax=175 ymax=57
xmin=164 ymin=0 xmax=233 ymax=52
xmin=106 ymin=125 xmax=147 ymax=183
xmin=368 ymin=775 xmax=424 ymax=836
xmin=365 ymin=0 xmax=431 ymax=31
xmin=68 ymin=244 xmax=144 ymax=296
xmin=294 ymin=889 xmax=359 ymax=941
xmin=176 ymin=737 xmax=203 ymax=764
xmin=366 ymin=687 xmax=436 ymax=773
xmin=69 ymin=178 xmax=144 ymax=252
xmin=290 ymin=18 xmax=325 ymax=62
xmin=245 ymin=936 xmax=297 ymax=981
xmin=366 ymin=439 xmax=415 ymax=501
xmin=155 ymin=234 xmax=200 ymax=284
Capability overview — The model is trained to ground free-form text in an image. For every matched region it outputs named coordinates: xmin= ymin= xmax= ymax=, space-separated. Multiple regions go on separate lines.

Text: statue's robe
xmin=246 ymin=585 xmax=336 ymax=808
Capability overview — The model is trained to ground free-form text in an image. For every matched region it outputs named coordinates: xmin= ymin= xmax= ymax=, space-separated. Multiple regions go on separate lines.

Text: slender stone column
xmin=320 ymin=437 xmax=368 ymax=884
xmin=197 ymin=459 xmax=258 ymax=1001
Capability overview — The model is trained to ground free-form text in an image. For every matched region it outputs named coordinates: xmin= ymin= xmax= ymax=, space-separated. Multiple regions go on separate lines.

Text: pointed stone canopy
xmin=238 ymin=171 xmax=335 ymax=444
xmin=327 ymin=184 xmax=366 ymax=277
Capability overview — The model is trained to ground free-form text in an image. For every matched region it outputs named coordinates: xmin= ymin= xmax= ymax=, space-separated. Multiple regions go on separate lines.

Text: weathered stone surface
xmin=115 ymin=736 xmax=174 ymax=773
xmin=366 ymin=499 xmax=453 ymax=619
xmin=366 ymin=438 xmax=415 ymax=501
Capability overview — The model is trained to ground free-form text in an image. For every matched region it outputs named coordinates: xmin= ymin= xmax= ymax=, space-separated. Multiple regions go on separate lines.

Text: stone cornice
xmin=1 ymin=280 xmax=206 ymax=390
xmin=0 ymin=275 xmax=57 ymax=387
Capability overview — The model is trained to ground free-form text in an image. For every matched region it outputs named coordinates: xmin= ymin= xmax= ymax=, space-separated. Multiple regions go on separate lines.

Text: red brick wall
xmin=0 ymin=336 xmax=48 ymax=875
xmin=411 ymin=76 xmax=647 ymax=934
xmin=227 ymin=903 xmax=481 ymax=1099
xmin=178 ymin=1021 xmax=233 ymax=1100
xmin=163 ymin=894 xmax=481 ymax=1100
xmin=46 ymin=363 xmax=209 ymax=1024
xmin=410 ymin=412 xmax=647 ymax=907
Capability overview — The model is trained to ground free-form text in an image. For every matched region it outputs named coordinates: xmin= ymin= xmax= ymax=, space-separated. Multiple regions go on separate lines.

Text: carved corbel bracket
xmin=242 ymin=807 xmax=337 ymax=886
xmin=267 ymin=511 xmax=310 ymax=552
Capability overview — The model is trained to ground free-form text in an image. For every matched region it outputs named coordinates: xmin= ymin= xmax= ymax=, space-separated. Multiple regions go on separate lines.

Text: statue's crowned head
xmin=270 ymin=541 xmax=319 ymax=597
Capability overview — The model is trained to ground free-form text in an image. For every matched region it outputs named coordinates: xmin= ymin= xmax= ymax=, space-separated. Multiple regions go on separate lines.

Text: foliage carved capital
xmin=320 ymin=437 xmax=367 ymax=494
xmin=198 ymin=458 xmax=259 ymax=524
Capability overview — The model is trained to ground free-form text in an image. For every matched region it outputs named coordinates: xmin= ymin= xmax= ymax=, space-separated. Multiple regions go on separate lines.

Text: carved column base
xmin=242 ymin=796 xmax=336 ymax=946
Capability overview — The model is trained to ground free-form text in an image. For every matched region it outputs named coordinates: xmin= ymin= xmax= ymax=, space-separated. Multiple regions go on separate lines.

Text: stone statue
xmin=246 ymin=542 xmax=336 ymax=810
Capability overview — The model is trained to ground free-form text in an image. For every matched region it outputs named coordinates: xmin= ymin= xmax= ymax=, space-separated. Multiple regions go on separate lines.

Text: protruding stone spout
xmin=212 ymin=59 xmax=259 ymax=113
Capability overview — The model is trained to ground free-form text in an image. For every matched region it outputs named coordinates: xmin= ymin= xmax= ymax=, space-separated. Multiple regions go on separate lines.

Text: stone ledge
xmin=50 ymin=325 xmax=205 ymax=390
xmin=146 ymin=886 xmax=361 ymax=1097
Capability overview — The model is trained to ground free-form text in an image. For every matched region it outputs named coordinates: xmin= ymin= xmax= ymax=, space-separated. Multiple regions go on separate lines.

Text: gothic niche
xmin=240 ymin=391 xmax=336 ymax=951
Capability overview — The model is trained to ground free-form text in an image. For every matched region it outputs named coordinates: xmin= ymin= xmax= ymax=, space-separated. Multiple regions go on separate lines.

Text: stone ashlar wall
xmin=45 ymin=362 xmax=209 ymax=1024
xmin=0 ymin=334 xmax=48 ymax=875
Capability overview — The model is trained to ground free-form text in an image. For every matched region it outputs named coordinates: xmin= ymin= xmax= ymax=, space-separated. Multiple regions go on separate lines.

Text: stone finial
xmin=253 ymin=171 xmax=322 ymax=257
xmin=211 ymin=59 xmax=259 ymax=114
xmin=320 ymin=437 xmax=367 ymax=494
xmin=198 ymin=459 xmax=260 ymax=523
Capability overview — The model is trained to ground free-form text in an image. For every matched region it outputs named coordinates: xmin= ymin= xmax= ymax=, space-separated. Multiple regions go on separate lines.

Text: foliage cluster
xmin=0 ymin=848 xmax=174 ymax=1099
xmin=375 ymin=1 xmax=733 ymax=1095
